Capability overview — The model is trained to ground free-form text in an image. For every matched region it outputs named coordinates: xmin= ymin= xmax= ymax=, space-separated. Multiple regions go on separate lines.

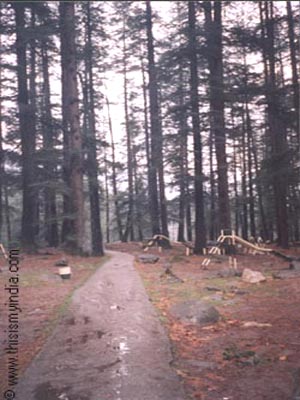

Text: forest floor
xmin=0 ymin=250 xmax=109 ymax=394
xmin=107 ymin=241 xmax=300 ymax=400
xmin=1 ymin=243 xmax=300 ymax=399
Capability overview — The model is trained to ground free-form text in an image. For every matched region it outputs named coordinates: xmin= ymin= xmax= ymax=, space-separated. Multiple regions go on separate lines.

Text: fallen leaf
xmin=242 ymin=321 xmax=272 ymax=328
xmin=279 ymin=355 xmax=287 ymax=361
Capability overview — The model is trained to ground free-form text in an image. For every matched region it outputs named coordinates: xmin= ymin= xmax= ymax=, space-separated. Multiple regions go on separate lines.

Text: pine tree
xmin=13 ymin=3 xmax=37 ymax=251
xmin=259 ymin=1 xmax=289 ymax=248
xmin=188 ymin=1 xmax=206 ymax=253
xmin=83 ymin=2 xmax=104 ymax=256
xmin=145 ymin=0 xmax=169 ymax=240
xmin=60 ymin=2 xmax=85 ymax=253
xmin=204 ymin=1 xmax=231 ymax=231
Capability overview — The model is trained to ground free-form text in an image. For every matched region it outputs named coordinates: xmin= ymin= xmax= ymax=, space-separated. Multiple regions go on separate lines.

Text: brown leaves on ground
xmin=125 ymin=242 xmax=300 ymax=400
xmin=0 ymin=251 xmax=107 ymax=392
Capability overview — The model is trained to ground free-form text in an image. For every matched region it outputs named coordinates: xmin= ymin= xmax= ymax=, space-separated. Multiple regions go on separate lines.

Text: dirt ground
xmin=0 ymin=249 xmax=108 ymax=393
xmin=1 ymin=242 xmax=300 ymax=399
xmin=107 ymin=242 xmax=300 ymax=400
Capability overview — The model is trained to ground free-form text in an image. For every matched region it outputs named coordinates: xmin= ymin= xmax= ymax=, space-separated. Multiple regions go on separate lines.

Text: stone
xmin=217 ymin=268 xmax=237 ymax=278
xmin=137 ymin=254 xmax=159 ymax=264
xmin=242 ymin=268 xmax=266 ymax=283
xmin=55 ymin=259 xmax=68 ymax=267
xmin=290 ymin=261 xmax=300 ymax=271
xmin=206 ymin=286 xmax=222 ymax=292
xmin=170 ymin=300 xmax=220 ymax=326
xmin=182 ymin=360 xmax=217 ymax=372
xmin=273 ymin=270 xmax=300 ymax=279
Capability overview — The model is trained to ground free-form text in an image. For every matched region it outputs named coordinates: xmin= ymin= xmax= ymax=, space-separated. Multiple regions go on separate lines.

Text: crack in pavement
xmin=15 ymin=251 xmax=186 ymax=400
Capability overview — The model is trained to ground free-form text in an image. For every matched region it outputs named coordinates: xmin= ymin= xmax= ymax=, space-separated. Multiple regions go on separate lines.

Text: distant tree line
xmin=0 ymin=1 xmax=299 ymax=254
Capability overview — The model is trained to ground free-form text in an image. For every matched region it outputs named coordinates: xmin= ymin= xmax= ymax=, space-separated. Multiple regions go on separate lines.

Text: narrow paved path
xmin=16 ymin=251 xmax=186 ymax=400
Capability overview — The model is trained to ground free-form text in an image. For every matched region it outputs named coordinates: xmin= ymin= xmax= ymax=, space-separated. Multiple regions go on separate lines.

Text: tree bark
xmin=204 ymin=1 xmax=231 ymax=231
xmin=29 ymin=6 xmax=39 ymax=237
xmin=13 ymin=3 xmax=36 ymax=252
xmin=41 ymin=43 xmax=59 ymax=247
xmin=133 ymin=148 xmax=144 ymax=241
xmin=260 ymin=2 xmax=289 ymax=248
xmin=60 ymin=2 xmax=85 ymax=254
xmin=177 ymin=60 xmax=188 ymax=242
xmin=286 ymin=1 xmax=300 ymax=147
xmin=122 ymin=17 xmax=134 ymax=242
xmin=241 ymin=107 xmax=248 ymax=239
xmin=245 ymin=102 xmax=256 ymax=238
xmin=85 ymin=3 xmax=104 ymax=255
xmin=188 ymin=1 xmax=206 ymax=253
xmin=104 ymin=147 xmax=110 ymax=244
xmin=146 ymin=0 xmax=168 ymax=238
xmin=106 ymin=95 xmax=124 ymax=241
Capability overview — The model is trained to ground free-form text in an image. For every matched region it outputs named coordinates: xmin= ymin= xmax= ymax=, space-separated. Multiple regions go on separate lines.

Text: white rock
xmin=242 ymin=268 xmax=266 ymax=283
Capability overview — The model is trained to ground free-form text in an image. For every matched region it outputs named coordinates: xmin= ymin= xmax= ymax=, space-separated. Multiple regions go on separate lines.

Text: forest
xmin=0 ymin=1 xmax=299 ymax=255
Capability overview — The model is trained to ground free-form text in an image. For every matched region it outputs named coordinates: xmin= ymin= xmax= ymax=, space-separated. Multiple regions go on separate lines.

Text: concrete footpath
xmin=15 ymin=251 xmax=187 ymax=400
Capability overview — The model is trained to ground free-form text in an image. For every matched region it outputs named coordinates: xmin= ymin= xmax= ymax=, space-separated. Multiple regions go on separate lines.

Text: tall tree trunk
xmin=60 ymin=2 xmax=85 ymax=253
xmin=260 ymin=2 xmax=289 ymax=248
xmin=230 ymin=109 xmax=239 ymax=236
xmin=241 ymin=108 xmax=248 ymax=239
xmin=232 ymin=137 xmax=240 ymax=236
xmin=122 ymin=17 xmax=134 ymax=242
xmin=177 ymin=64 xmax=187 ymax=242
xmin=245 ymin=103 xmax=256 ymax=238
xmin=105 ymin=96 xmax=124 ymax=240
xmin=146 ymin=0 xmax=166 ymax=238
xmin=188 ymin=1 xmax=206 ymax=253
xmin=41 ymin=44 xmax=59 ymax=247
xmin=209 ymin=121 xmax=216 ymax=239
xmin=186 ymin=190 xmax=192 ymax=242
xmin=13 ymin=3 xmax=36 ymax=252
xmin=85 ymin=3 xmax=104 ymax=256
xmin=104 ymin=147 xmax=110 ymax=244
xmin=250 ymin=126 xmax=269 ymax=240
xmin=204 ymin=1 xmax=231 ymax=231
xmin=133 ymin=149 xmax=143 ymax=241
xmin=29 ymin=6 xmax=39 ymax=237
xmin=140 ymin=52 xmax=153 ymax=236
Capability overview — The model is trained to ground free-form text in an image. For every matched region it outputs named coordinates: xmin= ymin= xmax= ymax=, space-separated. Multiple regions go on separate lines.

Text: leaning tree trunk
xmin=60 ymin=2 xmax=85 ymax=254
xmin=188 ymin=1 xmax=206 ymax=253
xmin=13 ymin=3 xmax=37 ymax=252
